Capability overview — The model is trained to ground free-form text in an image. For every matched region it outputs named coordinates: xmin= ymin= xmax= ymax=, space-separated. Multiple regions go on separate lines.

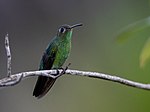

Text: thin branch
xmin=1 ymin=34 xmax=150 ymax=91
xmin=5 ymin=34 xmax=11 ymax=76
xmin=0 ymin=69 xmax=150 ymax=90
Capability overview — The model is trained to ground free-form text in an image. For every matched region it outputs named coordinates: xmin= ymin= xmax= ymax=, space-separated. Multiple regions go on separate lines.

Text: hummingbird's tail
xmin=33 ymin=76 xmax=56 ymax=98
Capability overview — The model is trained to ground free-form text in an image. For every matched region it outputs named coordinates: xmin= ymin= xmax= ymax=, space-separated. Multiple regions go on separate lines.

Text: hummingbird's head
xmin=57 ymin=23 xmax=83 ymax=39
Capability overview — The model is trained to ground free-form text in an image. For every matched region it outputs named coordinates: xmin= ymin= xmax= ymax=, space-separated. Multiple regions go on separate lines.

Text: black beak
xmin=70 ymin=23 xmax=83 ymax=29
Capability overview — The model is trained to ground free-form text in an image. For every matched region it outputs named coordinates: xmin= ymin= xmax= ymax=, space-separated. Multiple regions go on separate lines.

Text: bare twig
xmin=1 ymin=35 xmax=150 ymax=91
xmin=0 ymin=69 xmax=150 ymax=90
xmin=5 ymin=34 xmax=11 ymax=77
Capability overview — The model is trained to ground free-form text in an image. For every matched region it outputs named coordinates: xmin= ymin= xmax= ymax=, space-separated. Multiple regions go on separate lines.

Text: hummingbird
xmin=33 ymin=23 xmax=83 ymax=98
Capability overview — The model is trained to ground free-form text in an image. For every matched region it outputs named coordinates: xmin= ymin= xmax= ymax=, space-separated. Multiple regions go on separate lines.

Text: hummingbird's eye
xmin=59 ymin=27 xmax=66 ymax=33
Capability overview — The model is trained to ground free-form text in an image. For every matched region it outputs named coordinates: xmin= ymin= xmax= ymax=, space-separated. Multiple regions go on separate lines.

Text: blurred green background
xmin=0 ymin=0 xmax=150 ymax=112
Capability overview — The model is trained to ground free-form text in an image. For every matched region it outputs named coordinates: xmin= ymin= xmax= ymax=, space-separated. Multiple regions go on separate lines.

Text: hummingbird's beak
xmin=70 ymin=23 xmax=83 ymax=29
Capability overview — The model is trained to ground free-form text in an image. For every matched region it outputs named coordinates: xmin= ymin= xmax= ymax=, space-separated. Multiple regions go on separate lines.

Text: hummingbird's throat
xmin=66 ymin=30 xmax=73 ymax=40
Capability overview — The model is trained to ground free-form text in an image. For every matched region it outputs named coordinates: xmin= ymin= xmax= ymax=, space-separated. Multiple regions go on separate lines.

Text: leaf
xmin=140 ymin=37 xmax=150 ymax=68
xmin=116 ymin=17 xmax=150 ymax=67
xmin=116 ymin=17 xmax=150 ymax=43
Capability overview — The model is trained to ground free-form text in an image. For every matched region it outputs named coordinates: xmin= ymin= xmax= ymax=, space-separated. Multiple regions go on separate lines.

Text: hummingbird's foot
xmin=52 ymin=63 xmax=71 ymax=78
xmin=60 ymin=63 xmax=71 ymax=75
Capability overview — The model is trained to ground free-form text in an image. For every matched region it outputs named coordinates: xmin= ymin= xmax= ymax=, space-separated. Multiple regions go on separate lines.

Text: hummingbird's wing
xmin=33 ymin=42 xmax=58 ymax=98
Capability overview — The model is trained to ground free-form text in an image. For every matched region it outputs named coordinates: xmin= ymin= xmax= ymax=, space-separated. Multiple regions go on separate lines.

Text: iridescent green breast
xmin=52 ymin=40 xmax=71 ymax=68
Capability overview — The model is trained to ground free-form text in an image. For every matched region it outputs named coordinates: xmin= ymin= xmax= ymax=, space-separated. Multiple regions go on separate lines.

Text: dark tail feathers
xmin=33 ymin=76 xmax=56 ymax=98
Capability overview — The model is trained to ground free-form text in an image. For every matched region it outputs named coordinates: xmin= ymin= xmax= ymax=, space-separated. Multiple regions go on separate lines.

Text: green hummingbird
xmin=33 ymin=23 xmax=83 ymax=98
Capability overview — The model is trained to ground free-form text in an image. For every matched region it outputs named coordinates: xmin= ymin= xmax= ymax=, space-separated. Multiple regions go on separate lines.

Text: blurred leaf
xmin=116 ymin=17 xmax=150 ymax=43
xmin=140 ymin=37 xmax=150 ymax=68
xmin=116 ymin=17 xmax=150 ymax=67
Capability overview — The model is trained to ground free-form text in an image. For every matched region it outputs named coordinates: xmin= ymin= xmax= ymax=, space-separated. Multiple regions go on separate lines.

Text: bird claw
xmin=52 ymin=63 xmax=71 ymax=77
xmin=60 ymin=63 xmax=71 ymax=75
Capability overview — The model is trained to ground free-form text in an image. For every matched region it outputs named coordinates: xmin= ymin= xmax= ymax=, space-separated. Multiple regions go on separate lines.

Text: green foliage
xmin=117 ymin=17 xmax=150 ymax=43
xmin=140 ymin=37 xmax=150 ymax=68
xmin=117 ymin=17 xmax=150 ymax=67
